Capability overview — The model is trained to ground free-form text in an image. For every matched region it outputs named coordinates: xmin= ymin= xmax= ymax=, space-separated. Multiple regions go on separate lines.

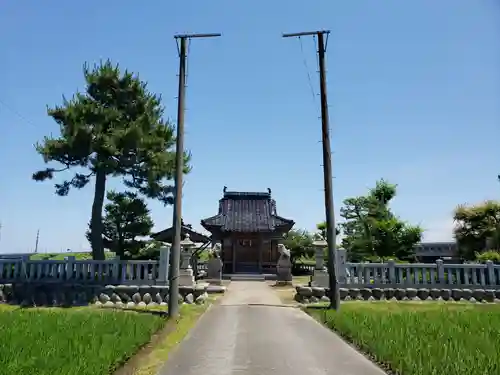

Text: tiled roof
xmin=151 ymin=224 xmax=211 ymax=243
xmin=201 ymin=189 xmax=294 ymax=233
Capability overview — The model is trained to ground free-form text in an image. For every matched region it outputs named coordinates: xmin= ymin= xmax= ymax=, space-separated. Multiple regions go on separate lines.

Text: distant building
xmin=413 ymin=241 xmax=459 ymax=263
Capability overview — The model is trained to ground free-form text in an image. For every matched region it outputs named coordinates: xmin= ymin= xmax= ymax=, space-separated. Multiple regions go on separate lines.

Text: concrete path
xmin=159 ymin=281 xmax=386 ymax=375
xmin=220 ymin=280 xmax=283 ymax=306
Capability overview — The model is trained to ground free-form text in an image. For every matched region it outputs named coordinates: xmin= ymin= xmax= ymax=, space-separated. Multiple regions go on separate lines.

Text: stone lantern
xmin=312 ymin=238 xmax=327 ymax=271
xmin=311 ymin=238 xmax=329 ymax=287
xmin=178 ymin=234 xmax=196 ymax=287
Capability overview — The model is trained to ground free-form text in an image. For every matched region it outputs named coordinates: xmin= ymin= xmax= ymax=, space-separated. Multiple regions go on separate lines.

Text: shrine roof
xmin=200 ymin=188 xmax=295 ymax=233
xmin=151 ymin=222 xmax=211 ymax=244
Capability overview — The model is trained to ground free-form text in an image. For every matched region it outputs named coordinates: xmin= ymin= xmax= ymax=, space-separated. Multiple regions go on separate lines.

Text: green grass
xmin=30 ymin=251 xmax=116 ymax=261
xmin=308 ymin=302 xmax=500 ymax=375
xmin=0 ymin=305 xmax=166 ymax=375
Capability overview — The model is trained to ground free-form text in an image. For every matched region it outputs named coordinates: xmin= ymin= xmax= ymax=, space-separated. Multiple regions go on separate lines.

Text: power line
xmin=298 ymin=37 xmax=317 ymax=103
xmin=0 ymin=98 xmax=35 ymax=127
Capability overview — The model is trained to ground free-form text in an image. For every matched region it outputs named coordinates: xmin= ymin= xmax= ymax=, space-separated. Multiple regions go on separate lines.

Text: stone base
xmin=294 ymin=286 xmax=500 ymax=304
xmin=0 ymin=282 xmax=224 ymax=308
xmin=275 ymin=280 xmax=293 ymax=286
xmin=207 ymin=285 xmax=226 ymax=294
xmin=179 ymin=269 xmax=195 ymax=287
xmin=311 ymin=270 xmax=329 ymax=288
xmin=205 ymin=278 xmax=222 ymax=285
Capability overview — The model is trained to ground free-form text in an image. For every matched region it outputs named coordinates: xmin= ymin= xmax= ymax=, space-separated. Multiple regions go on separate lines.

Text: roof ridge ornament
xmin=267 ymin=188 xmax=271 ymax=194
xmin=223 ymin=186 xmax=227 ymax=193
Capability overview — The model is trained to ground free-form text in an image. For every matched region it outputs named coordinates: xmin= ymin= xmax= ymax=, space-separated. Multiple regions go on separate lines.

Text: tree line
xmin=32 ymin=60 xmax=500 ymax=263
xmin=284 ymin=178 xmax=500 ymax=265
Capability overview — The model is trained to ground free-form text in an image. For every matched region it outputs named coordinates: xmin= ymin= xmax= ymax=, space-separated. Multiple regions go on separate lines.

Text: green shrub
xmin=475 ymin=250 xmax=500 ymax=263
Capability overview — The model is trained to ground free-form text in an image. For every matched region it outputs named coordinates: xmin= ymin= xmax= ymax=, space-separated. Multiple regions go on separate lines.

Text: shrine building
xmin=201 ymin=187 xmax=295 ymax=274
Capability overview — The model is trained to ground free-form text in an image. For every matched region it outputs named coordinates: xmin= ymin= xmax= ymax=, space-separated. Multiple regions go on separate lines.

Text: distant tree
xmin=33 ymin=61 xmax=190 ymax=259
xmin=454 ymin=200 xmax=500 ymax=260
xmin=340 ymin=179 xmax=422 ymax=262
xmin=475 ymin=250 xmax=500 ymax=264
xmin=316 ymin=221 xmax=327 ymax=240
xmin=86 ymin=191 xmax=153 ymax=259
xmin=282 ymin=229 xmax=314 ymax=265
xmin=314 ymin=221 xmax=340 ymax=240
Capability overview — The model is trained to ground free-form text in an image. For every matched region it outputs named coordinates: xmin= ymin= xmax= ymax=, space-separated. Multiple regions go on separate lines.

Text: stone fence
xmin=0 ymin=238 xmax=226 ymax=307
xmin=0 ymin=250 xmax=171 ymax=286
xmin=311 ymin=249 xmax=500 ymax=290
xmin=0 ymin=282 xmax=217 ymax=308
xmin=295 ymin=248 xmax=500 ymax=303
xmin=294 ymin=286 xmax=500 ymax=304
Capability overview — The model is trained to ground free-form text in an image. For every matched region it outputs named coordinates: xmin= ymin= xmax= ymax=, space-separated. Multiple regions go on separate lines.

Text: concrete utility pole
xmin=35 ymin=229 xmax=40 ymax=253
xmin=282 ymin=30 xmax=340 ymax=310
xmin=169 ymin=32 xmax=221 ymax=318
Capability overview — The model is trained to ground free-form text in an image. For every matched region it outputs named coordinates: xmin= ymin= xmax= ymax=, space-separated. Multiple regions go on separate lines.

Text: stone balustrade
xmin=0 ymin=283 xmax=219 ymax=308
xmin=295 ymin=285 xmax=500 ymax=304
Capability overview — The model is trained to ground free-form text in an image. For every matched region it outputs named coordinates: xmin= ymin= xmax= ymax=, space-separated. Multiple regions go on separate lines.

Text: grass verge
xmin=308 ymin=302 xmax=500 ymax=375
xmin=0 ymin=305 xmax=166 ymax=375
xmin=124 ymin=297 xmax=217 ymax=375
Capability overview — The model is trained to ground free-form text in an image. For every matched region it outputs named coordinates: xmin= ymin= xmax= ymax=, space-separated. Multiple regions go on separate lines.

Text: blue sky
xmin=0 ymin=1 xmax=498 ymax=253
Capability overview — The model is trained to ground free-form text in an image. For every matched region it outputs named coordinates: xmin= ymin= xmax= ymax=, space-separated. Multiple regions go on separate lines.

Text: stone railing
xmin=294 ymin=286 xmax=500 ymax=304
xmin=0 ymin=283 xmax=213 ymax=308
xmin=310 ymin=249 xmax=500 ymax=289
xmin=342 ymin=260 xmax=500 ymax=289
xmin=298 ymin=248 xmax=500 ymax=303
xmin=0 ymin=249 xmax=171 ymax=286
xmin=0 ymin=241 xmax=227 ymax=308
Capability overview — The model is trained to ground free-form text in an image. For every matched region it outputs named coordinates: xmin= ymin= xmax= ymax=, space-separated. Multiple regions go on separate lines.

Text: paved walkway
xmin=159 ymin=281 xmax=386 ymax=375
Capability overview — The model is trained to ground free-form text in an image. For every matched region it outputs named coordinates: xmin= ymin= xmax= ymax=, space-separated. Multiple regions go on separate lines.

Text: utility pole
xmin=168 ymin=32 xmax=221 ymax=318
xmin=34 ymin=229 xmax=40 ymax=253
xmin=282 ymin=30 xmax=340 ymax=310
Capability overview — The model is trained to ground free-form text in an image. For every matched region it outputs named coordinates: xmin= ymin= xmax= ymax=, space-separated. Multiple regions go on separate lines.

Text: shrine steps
xmin=223 ymin=274 xmax=277 ymax=281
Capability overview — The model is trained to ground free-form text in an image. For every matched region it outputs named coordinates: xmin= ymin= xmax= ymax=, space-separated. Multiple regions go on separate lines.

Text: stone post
xmin=436 ymin=259 xmax=444 ymax=284
xmin=113 ymin=255 xmax=121 ymax=283
xmin=336 ymin=249 xmax=347 ymax=284
xmin=315 ymin=246 xmax=325 ymax=271
xmin=65 ymin=256 xmax=75 ymax=281
xmin=486 ymin=260 xmax=495 ymax=286
xmin=311 ymin=239 xmax=329 ymax=287
xmin=178 ymin=234 xmax=195 ymax=287
xmin=20 ymin=255 xmax=30 ymax=281
xmin=387 ymin=259 xmax=396 ymax=284
xmin=157 ymin=246 xmax=170 ymax=286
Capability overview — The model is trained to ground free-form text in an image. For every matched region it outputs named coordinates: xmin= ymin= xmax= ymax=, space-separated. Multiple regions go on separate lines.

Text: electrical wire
xmin=0 ymin=98 xmax=35 ymax=127
xmin=298 ymin=36 xmax=317 ymax=103
xmin=185 ymin=38 xmax=191 ymax=87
